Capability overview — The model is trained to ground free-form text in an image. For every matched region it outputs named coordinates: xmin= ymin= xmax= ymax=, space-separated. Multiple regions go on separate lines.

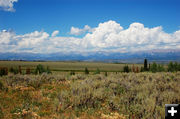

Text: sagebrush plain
xmin=0 ymin=61 xmax=180 ymax=119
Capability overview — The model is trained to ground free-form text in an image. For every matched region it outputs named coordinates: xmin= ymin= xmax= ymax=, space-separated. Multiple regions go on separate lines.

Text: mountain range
xmin=0 ymin=50 xmax=180 ymax=63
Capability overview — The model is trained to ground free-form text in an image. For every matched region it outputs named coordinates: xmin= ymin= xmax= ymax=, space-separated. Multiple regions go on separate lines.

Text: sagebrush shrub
xmin=0 ymin=80 xmax=4 ymax=90
xmin=0 ymin=67 xmax=8 ymax=76
xmin=0 ymin=72 xmax=179 ymax=118
xmin=84 ymin=67 xmax=89 ymax=74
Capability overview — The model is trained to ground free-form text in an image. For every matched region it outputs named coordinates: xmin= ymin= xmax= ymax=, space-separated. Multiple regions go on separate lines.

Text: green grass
xmin=0 ymin=61 xmax=143 ymax=72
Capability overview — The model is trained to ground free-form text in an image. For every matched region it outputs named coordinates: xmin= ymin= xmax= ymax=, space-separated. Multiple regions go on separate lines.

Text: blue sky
xmin=0 ymin=0 xmax=180 ymax=35
xmin=0 ymin=0 xmax=180 ymax=53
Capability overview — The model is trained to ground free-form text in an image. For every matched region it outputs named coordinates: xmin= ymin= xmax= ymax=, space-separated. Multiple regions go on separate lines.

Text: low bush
xmin=0 ymin=80 xmax=4 ymax=90
xmin=70 ymin=70 xmax=75 ymax=75
xmin=84 ymin=67 xmax=89 ymax=74
xmin=9 ymin=67 xmax=19 ymax=75
xmin=35 ymin=64 xmax=52 ymax=75
xmin=94 ymin=68 xmax=100 ymax=74
xmin=0 ymin=106 xmax=3 ymax=119
xmin=123 ymin=65 xmax=130 ymax=73
xmin=0 ymin=67 xmax=8 ymax=76
xmin=105 ymin=71 xmax=108 ymax=77
xmin=168 ymin=61 xmax=180 ymax=72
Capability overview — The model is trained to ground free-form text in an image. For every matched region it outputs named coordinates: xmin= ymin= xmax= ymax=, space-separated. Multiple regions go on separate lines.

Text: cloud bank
xmin=0 ymin=0 xmax=18 ymax=12
xmin=1 ymin=20 xmax=180 ymax=53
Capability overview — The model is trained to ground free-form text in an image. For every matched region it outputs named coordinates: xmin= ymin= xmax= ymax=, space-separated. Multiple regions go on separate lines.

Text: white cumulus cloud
xmin=0 ymin=30 xmax=49 ymax=53
xmin=0 ymin=0 xmax=18 ymax=12
xmin=51 ymin=30 xmax=59 ymax=37
xmin=70 ymin=25 xmax=93 ymax=35
xmin=81 ymin=21 xmax=180 ymax=52
xmin=0 ymin=30 xmax=13 ymax=44
xmin=82 ymin=20 xmax=123 ymax=48
xmin=0 ymin=20 xmax=180 ymax=53
xmin=17 ymin=31 xmax=49 ymax=48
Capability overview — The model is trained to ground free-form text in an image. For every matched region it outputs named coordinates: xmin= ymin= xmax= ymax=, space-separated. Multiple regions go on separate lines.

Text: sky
xmin=0 ymin=0 xmax=180 ymax=54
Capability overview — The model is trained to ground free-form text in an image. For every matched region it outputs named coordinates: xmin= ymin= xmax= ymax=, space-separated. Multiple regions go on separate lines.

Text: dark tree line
xmin=0 ymin=64 xmax=52 ymax=77
xmin=167 ymin=61 xmax=180 ymax=72
xmin=123 ymin=59 xmax=180 ymax=73
xmin=35 ymin=64 xmax=52 ymax=74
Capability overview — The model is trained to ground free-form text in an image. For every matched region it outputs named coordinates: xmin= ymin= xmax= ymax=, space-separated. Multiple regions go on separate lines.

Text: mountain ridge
xmin=0 ymin=50 xmax=180 ymax=63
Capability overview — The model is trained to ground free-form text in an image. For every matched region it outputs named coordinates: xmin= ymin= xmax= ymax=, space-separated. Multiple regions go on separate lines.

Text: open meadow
xmin=0 ymin=61 xmax=180 ymax=119
xmin=0 ymin=61 xmax=143 ymax=73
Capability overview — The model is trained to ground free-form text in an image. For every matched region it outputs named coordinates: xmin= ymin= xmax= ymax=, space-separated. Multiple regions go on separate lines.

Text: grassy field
xmin=0 ymin=61 xmax=143 ymax=73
